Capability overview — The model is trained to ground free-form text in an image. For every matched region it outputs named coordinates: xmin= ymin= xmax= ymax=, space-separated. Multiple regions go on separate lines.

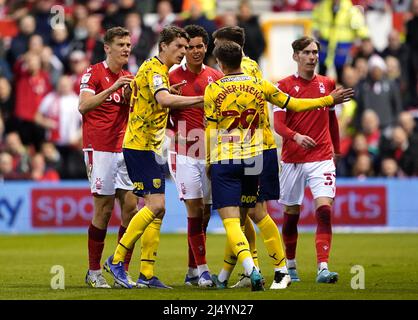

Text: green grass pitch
xmin=0 ymin=233 xmax=417 ymax=300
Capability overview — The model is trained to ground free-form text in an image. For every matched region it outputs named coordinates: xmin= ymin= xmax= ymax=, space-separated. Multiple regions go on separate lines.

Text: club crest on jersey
xmin=81 ymin=73 xmax=91 ymax=84
xmin=153 ymin=74 xmax=163 ymax=89
xmin=105 ymin=77 xmax=110 ymax=82
xmin=153 ymin=178 xmax=161 ymax=189
xmin=207 ymin=76 xmax=213 ymax=84
xmin=95 ymin=178 xmax=103 ymax=190
xmin=294 ymin=85 xmax=300 ymax=93
xmin=319 ymin=82 xmax=325 ymax=94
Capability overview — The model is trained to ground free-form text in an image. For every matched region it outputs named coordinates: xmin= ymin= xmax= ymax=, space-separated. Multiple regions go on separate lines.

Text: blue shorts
xmin=211 ymin=156 xmax=262 ymax=210
xmin=123 ymin=149 xmax=165 ymax=197
xmin=258 ymin=148 xmax=280 ymax=202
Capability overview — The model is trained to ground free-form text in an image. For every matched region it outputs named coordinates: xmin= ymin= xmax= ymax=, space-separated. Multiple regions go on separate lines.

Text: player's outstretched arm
xmin=78 ymin=75 xmax=134 ymax=115
xmin=155 ymin=89 xmax=203 ymax=109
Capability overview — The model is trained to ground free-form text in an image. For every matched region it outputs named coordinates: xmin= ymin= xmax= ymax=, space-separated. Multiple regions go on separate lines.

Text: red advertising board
xmin=268 ymin=186 xmax=387 ymax=226
xmin=31 ymin=188 xmax=144 ymax=227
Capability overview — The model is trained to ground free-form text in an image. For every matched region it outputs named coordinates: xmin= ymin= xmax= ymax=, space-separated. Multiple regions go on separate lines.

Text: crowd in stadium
xmin=0 ymin=0 xmax=418 ymax=182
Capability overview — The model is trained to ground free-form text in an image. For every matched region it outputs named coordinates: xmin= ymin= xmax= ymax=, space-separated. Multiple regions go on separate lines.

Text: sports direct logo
xmin=269 ymin=186 xmax=387 ymax=225
xmin=31 ymin=189 xmax=122 ymax=227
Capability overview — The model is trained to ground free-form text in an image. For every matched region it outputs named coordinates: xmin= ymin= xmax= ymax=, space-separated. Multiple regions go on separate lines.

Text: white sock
xmin=274 ymin=266 xmax=288 ymax=274
xmin=89 ymin=269 xmax=102 ymax=275
xmin=218 ymin=269 xmax=230 ymax=283
xmin=287 ymin=259 xmax=296 ymax=269
xmin=242 ymin=257 xmax=256 ymax=276
xmin=318 ymin=262 xmax=328 ymax=272
xmin=188 ymin=267 xmax=198 ymax=277
xmin=197 ymin=264 xmax=209 ymax=276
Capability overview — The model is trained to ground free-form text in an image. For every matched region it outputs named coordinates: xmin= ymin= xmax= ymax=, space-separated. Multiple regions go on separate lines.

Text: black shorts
xmin=258 ymin=148 xmax=280 ymax=202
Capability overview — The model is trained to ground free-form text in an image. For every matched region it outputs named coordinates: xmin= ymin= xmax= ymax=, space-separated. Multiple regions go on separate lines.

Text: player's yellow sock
xmin=140 ymin=218 xmax=162 ymax=279
xmin=113 ymin=206 xmax=155 ymax=264
xmin=222 ymin=239 xmax=237 ymax=273
xmin=244 ymin=215 xmax=259 ymax=268
xmin=256 ymin=214 xmax=286 ymax=268
xmin=223 ymin=218 xmax=252 ymax=265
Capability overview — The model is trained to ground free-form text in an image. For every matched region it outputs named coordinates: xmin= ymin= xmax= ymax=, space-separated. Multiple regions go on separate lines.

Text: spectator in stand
xmin=352 ymin=153 xmax=374 ymax=179
xmin=7 ymin=15 xmax=36 ymax=67
xmin=0 ymin=77 xmax=13 ymax=132
xmin=13 ymin=53 xmax=52 ymax=150
xmin=354 ymin=54 xmax=402 ymax=134
xmin=361 ymin=109 xmax=381 ymax=157
xmin=30 ymin=152 xmax=60 ymax=181
xmin=353 ymin=56 xmax=369 ymax=82
xmin=312 ymin=0 xmax=369 ymax=83
xmin=50 ymin=26 xmax=72 ymax=65
xmin=70 ymin=3 xmax=89 ymax=41
xmin=337 ymin=132 xmax=370 ymax=176
xmin=182 ymin=1 xmax=217 ymax=61
xmin=153 ymin=0 xmax=177 ymax=36
xmin=34 ymin=75 xmax=82 ymax=179
xmin=103 ymin=0 xmax=137 ymax=30
xmin=380 ymin=30 xmax=409 ymax=75
xmin=3 ymin=132 xmax=31 ymax=178
xmin=68 ymin=50 xmax=90 ymax=95
xmin=0 ymin=39 xmax=12 ymax=82
xmin=221 ymin=11 xmax=238 ymax=27
xmin=380 ymin=125 xmax=418 ymax=176
xmin=124 ymin=12 xmax=156 ymax=75
xmin=398 ymin=111 xmax=418 ymax=140
xmin=379 ymin=157 xmax=403 ymax=178
xmin=69 ymin=14 xmax=105 ymax=65
xmin=40 ymin=141 xmax=63 ymax=175
xmin=406 ymin=0 xmax=418 ymax=106
xmin=352 ymin=37 xmax=378 ymax=65
xmin=41 ymin=46 xmax=64 ymax=87
xmin=33 ymin=0 xmax=55 ymax=44
xmin=237 ymin=0 xmax=266 ymax=63
xmin=0 ymin=151 xmax=15 ymax=181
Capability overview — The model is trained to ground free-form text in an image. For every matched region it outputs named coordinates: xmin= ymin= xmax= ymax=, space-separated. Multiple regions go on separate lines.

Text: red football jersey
xmin=80 ymin=61 xmax=131 ymax=152
xmin=276 ymin=73 xmax=336 ymax=163
xmin=169 ymin=64 xmax=223 ymax=157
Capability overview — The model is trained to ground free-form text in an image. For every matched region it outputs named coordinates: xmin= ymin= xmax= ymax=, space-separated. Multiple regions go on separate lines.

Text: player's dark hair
xmin=104 ymin=27 xmax=130 ymax=44
xmin=212 ymin=26 xmax=245 ymax=47
xmin=292 ymin=36 xmax=321 ymax=53
xmin=184 ymin=24 xmax=209 ymax=45
xmin=158 ymin=25 xmax=190 ymax=52
xmin=213 ymin=41 xmax=242 ymax=70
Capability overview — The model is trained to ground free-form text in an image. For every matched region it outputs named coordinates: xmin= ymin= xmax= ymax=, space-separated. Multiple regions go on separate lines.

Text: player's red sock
xmin=188 ymin=217 xmax=207 ymax=266
xmin=187 ymin=217 xmax=197 ymax=269
xmin=88 ymin=224 xmax=107 ymax=271
xmin=118 ymin=225 xmax=134 ymax=271
xmin=282 ymin=213 xmax=299 ymax=260
xmin=315 ymin=205 xmax=332 ymax=264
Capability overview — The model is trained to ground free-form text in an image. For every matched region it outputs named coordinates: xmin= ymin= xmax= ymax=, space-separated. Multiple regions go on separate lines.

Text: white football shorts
xmin=84 ymin=149 xmax=133 ymax=195
xmin=279 ymin=159 xmax=336 ymax=206
xmin=168 ymin=152 xmax=212 ymax=204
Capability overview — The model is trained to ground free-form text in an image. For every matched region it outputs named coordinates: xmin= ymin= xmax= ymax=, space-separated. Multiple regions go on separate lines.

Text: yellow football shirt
xmin=205 ymin=74 xmax=334 ymax=163
xmin=123 ymin=57 xmax=170 ymax=154
xmin=241 ymin=56 xmax=276 ymax=150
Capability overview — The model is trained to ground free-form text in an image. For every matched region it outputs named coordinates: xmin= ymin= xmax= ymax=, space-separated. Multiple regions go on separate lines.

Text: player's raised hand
xmin=294 ymin=133 xmax=317 ymax=150
xmin=330 ymin=87 xmax=354 ymax=104
xmin=170 ymin=80 xmax=187 ymax=95
xmin=111 ymin=75 xmax=134 ymax=91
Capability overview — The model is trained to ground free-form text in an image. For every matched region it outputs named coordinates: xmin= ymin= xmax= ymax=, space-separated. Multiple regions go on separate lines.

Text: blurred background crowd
xmin=0 ymin=0 xmax=417 ymax=182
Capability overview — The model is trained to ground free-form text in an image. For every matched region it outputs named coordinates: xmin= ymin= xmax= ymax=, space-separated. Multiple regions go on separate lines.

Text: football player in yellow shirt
xmin=205 ymin=41 xmax=353 ymax=290
xmin=104 ymin=26 xmax=204 ymax=289
xmin=212 ymin=25 xmax=283 ymax=288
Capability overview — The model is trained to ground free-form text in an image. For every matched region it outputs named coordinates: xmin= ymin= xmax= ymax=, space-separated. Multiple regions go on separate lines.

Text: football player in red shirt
xmin=78 ymin=27 xmax=137 ymax=288
xmin=168 ymin=25 xmax=223 ymax=287
xmin=274 ymin=36 xmax=341 ymax=284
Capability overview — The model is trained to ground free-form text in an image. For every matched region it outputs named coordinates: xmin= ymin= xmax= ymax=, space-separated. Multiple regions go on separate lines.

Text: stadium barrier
xmin=1 ymin=178 xmax=418 ymax=234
